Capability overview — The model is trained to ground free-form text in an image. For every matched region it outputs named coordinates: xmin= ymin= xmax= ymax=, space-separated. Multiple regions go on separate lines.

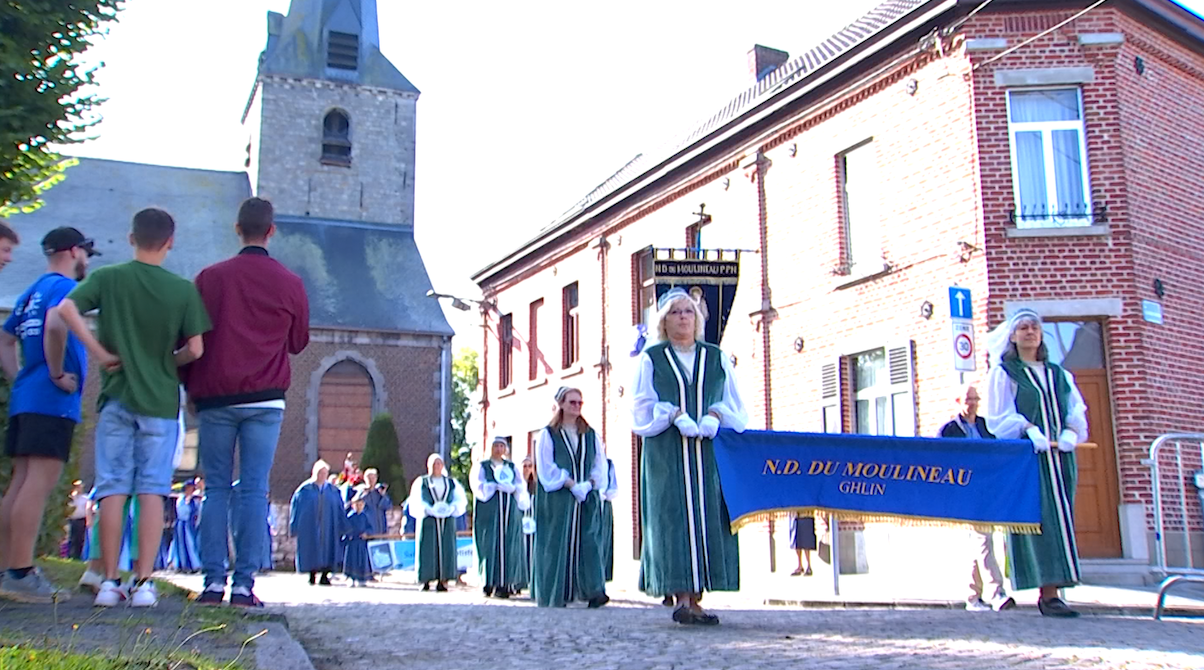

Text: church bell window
xmin=321 ymin=110 xmax=352 ymax=167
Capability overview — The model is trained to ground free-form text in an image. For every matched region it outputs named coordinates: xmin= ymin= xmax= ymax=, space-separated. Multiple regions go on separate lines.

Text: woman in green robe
xmin=632 ymin=287 xmax=748 ymax=626
xmin=407 ymin=453 xmax=467 ymax=592
xmin=532 ymin=387 xmax=610 ymax=608
xmin=472 ymin=436 xmax=530 ymax=598
xmin=985 ymin=308 xmax=1089 ymax=618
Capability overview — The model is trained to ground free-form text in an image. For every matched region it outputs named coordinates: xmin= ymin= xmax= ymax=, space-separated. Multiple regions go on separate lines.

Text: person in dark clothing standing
xmin=183 ymin=198 xmax=310 ymax=608
xmin=939 ymin=382 xmax=1015 ymax=613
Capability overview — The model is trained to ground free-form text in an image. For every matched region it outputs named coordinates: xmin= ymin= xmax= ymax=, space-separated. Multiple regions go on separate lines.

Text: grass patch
xmin=0 ymin=644 xmax=247 ymax=669
xmin=36 ymin=558 xmax=192 ymax=598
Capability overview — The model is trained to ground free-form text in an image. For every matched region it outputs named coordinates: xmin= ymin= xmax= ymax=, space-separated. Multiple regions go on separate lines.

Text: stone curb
xmin=250 ymin=621 xmax=316 ymax=670
xmin=763 ymin=598 xmax=1204 ymax=617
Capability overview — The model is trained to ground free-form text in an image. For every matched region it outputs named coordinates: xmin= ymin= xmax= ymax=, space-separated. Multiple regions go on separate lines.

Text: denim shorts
xmin=93 ymin=400 xmax=179 ymax=500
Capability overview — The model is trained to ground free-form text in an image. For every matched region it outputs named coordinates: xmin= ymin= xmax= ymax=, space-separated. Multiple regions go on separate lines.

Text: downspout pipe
xmin=752 ymin=150 xmax=778 ymax=573
xmin=440 ymin=336 xmax=451 ymax=462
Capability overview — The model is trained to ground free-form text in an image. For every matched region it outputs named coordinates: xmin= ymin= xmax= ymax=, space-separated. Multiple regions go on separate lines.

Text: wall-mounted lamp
xmin=723 ymin=177 xmax=731 ymax=191
xmin=1154 ymin=278 xmax=1166 ymax=298
xmin=789 ymin=144 xmax=798 ymax=158
xmin=919 ymin=300 xmax=934 ymax=320
xmin=1135 ymin=56 xmax=1146 ymax=75
xmin=906 ymin=78 xmax=919 ymax=96
xmin=793 ymin=337 xmax=805 ymax=353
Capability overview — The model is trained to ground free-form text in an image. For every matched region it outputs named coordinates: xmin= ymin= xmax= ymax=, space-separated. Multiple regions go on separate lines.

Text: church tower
xmin=242 ymin=0 xmax=418 ymax=225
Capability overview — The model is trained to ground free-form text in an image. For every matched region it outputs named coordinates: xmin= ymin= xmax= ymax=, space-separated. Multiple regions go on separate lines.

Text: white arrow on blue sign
xmin=949 ymin=287 xmax=973 ymax=320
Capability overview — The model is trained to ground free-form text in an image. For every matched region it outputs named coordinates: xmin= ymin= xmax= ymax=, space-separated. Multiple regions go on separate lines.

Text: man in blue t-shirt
xmin=0 ymin=227 xmax=98 ymax=603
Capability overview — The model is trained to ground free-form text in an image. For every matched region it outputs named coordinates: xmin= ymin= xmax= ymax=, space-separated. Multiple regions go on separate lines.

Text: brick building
xmin=473 ymin=0 xmax=1204 ymax=587
xmin=2 ymin=0 xmax=452 ymax=547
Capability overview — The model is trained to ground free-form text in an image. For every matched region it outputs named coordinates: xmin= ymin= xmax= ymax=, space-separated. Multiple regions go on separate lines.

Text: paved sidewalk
xmin=161 ymin=570 xmax=1204 ymax=670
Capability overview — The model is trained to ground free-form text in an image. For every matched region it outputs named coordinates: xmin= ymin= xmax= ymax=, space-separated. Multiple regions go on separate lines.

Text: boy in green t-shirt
xmin=47 ymin=208 xmax=211 ymax=608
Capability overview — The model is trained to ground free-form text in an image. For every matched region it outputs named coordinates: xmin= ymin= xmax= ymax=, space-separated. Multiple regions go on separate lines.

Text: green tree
xmin=1 ymin=0 xmax=124 ymax=212
xmin=360 ymin=413 xmax=405 ymax=491
xmin=448 ymin=349 xmax=479 ymax=508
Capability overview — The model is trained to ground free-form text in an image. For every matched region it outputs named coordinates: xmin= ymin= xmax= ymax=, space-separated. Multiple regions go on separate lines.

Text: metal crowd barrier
xmin=1143 ymin=433 xmax=1204 ymax=620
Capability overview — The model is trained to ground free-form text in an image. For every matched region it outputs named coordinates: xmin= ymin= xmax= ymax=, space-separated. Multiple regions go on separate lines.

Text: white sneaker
xmin=965 ymin=598 xmax=992 ymax=612
xmin=79 ymin=569 xmax=105 ymax=593
xmin=130 ymin=580 xmax=158 ymax=608
xmin=94 ymin=580 xmax=128 ymax=607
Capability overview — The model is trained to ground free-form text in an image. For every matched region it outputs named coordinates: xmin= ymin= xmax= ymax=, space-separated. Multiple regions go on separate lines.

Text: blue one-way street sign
xmin=949 ymin=287 xmax=973 ymax=320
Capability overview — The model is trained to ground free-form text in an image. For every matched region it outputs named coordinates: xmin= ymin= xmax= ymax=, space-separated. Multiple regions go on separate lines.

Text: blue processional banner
xmin=711 ymin=430 xmax=1042 ymax=534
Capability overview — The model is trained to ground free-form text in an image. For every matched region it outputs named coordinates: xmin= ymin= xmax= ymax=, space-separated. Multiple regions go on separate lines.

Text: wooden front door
xmin=1042 ymin=320 xmax=1122 ymax=559
xmin=1069 ymin=369 xmax=1122 ymax=558
xmin=317 ymin=360 xmax=374 ymax=470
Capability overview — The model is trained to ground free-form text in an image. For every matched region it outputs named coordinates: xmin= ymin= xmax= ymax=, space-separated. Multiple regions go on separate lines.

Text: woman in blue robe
xmin=171 ymin=481 xmax=202 ymax=572
xmin=290 ymin=460 xmax=347 ymax=585
xmin=342 ymin=493 xmax=373 ymax=587
xmin=358 ymin=468 xmax=394 ymax=536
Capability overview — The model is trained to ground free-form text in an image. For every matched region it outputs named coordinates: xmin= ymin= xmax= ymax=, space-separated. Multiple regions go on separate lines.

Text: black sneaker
xmin=196 ymin=587 xmax=225 ymax=606
xmin=587 ymin=594 xmax=610 ymax=609
xmin=230 ymin=587 xmax=263 ymax=608
xmin=1038 ymin=597 xmax=1080 ymax=618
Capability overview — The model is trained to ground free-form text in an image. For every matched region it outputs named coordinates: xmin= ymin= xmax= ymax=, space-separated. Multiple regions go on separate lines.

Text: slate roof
xmin=258 ymin=0 xmax=419 ymax=94
xmin=272 ymin=215 xmax=453 ymax=336
xmin=474 ymin=0 xmax=935 ymax=281
xmin=3 ymin=157 xmax=452 ymax=337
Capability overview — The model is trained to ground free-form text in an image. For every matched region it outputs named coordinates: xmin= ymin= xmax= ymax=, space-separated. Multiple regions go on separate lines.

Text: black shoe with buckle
xmin=1038 ymin=597 xmax=1080 ymax=618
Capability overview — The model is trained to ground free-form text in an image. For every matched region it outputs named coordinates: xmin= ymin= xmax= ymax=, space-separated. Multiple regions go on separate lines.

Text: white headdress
xmin=653 ymin=287 xmax=705 ymax=343
xmin=985 ymin=308 xmax=1042 ymax=366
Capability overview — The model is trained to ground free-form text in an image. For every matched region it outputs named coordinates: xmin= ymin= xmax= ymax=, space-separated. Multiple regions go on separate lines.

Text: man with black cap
xmin=0 ymin=227 xmax=97 ymax=603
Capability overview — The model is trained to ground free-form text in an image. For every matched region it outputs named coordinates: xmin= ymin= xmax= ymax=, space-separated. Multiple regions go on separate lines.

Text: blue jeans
xmin=198 ymin=406 xmax=283 ymax=590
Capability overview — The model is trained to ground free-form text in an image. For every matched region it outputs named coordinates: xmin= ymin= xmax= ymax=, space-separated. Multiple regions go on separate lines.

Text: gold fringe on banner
xmin=729 ymin=507 xmax=1042 ymax=535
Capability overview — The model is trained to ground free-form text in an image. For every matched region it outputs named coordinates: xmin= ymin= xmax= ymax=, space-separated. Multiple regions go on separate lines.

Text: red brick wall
xmin=967 ymin=7 xmax=1204 ymax=531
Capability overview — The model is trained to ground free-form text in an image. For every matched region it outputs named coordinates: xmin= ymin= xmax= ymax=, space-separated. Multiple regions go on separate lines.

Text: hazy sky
xmin=65 ymin=0 xmax=1204 ymax=338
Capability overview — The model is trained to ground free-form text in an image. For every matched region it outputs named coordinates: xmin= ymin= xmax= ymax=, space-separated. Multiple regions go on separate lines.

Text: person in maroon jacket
xmin=184 ymin=197 xmax=309 ymax=608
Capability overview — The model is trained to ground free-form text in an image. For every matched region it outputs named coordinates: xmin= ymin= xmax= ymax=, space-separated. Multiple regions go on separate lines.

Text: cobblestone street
xmin=167 ymin=573 xmax=1204 ymax=669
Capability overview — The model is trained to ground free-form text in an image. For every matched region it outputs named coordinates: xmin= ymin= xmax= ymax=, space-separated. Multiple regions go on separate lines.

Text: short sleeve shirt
xmin=3 ymin=273 xmax=87 ymax=422
xmin=67 ymin=261 xmax=211 ymax=419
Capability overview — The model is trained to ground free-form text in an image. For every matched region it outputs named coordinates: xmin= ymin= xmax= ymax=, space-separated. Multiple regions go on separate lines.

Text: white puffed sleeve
xmin=1062 ymin=368 xmax=1089 ymax=443
xmin=706 ymin=350 xmax=749 ymax=433
xmin=407 ymin=478 xmax=433 ymax=521
xmin=449 ymin=479 xmax=468 ymax=518
xmin=603 ymin=461 xmax=619 ymax=502
xmin=984 ymin=366 xmax=1030 ymax=440
xmin=588 ymin=436 xmax=609 ymax=491
xmin=470 ymin=461 xmax=497 ymax=503
xmin=535 ymin=429 xmax=571 ymax=491
xmin=632 ymin=352 xmax=679 ymax=437
xmin=514 ymin=478 xmax=531 ymax=512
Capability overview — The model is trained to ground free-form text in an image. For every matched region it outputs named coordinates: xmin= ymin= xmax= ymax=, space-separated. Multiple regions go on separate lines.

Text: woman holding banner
xmin=532 ymin=387 xmax=610 ymax=608
xmin=985 ymin=308 xmax=1088 ymax=618
xmin=471 ymin=436 xmax=530 ymax=598
xmin=631 ymin=287 xmax=748 ymax=626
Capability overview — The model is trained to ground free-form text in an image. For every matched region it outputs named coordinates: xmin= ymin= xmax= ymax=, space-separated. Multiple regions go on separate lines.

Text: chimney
xmin=748 ymin=45 xmax=789 ymax=83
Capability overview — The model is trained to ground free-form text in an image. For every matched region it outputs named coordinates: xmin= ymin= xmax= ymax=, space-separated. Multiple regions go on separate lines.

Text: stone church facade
xmin=1 ymin=0 xmax=451 ymax=565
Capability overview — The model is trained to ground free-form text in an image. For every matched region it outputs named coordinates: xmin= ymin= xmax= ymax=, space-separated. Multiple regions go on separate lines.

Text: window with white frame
xmin=839 ymin=141 xmax=881 ymax=275
xmin=851 ymin=343 xmax=915 ymax=437
xmin=1007 ymin=88 xmax=1092 ymax=227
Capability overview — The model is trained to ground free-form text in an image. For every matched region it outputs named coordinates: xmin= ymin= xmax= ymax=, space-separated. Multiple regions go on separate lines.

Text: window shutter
xmin=820 ymin=359 xmax=843 ymax=433
xmin=887 ymin=340 xmax=916 ymax=437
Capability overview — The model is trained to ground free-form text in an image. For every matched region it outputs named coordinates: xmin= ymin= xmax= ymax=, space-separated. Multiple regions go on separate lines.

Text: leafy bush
xmin=360 ymin=413 xmax=405 ymax=490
